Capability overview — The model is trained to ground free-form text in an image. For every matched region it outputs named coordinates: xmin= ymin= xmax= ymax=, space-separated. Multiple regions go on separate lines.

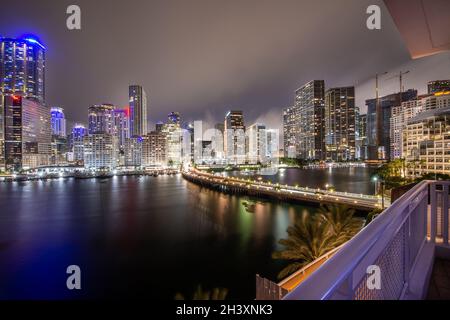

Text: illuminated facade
xmin=3 ymin=95 xmax=51 ymax=171
xmin=129 ymin=85 xmax=147 ymax=136
xmin=50 ymin=107 xmax=66 ymax=137
xmin=246 ymin=123 xmax=266 ymax=164
xmin=324 ymin=86 xmax=356 ymax=161
xmin=113 ymin=108 xmax=130 ymax=150
xmin=224 ymin=110 xmax=245 ymax=164
xmin=142 ymin=131 xmax=166 ymax=167
xmin=0 ymin=37 xmax=45 ymax=103
xmin=124 ymin=136 xmax=143 ymax=167
xmin=295 ymin=80 xmax=325 ymax=160
xmin=162 ymin=112 xmax=182 ymax=166
xmin=282 ymin=106 xmax=297 ymax=158
xmin=403 ymin=107 xmax=450 ymax=176
xmin=88 ymin=104 xmax=115 ymax=134
xmin=83 ymin=133 xmax=117 ymax=170
xmin=71 ymin=124 xmax=86 ymax=163
xmin=390 ymin=92 xmax=450 ymax=160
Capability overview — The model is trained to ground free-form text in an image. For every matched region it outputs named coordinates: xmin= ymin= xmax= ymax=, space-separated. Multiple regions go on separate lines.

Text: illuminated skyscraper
xmin=113 ymin=108 xmax=130 ymax=150
xmin=282 ymin=106 xmax=297 ymax=158
xmin=71 ymin=124 xmax=86 ymax=163
xmin=0 ymin=36 xmax=46 ymax=103
xmin=324 ymin=86 xmax=356 ymax=161
xmin=88 ymin=104 xmax=115 ymax=134
xmin=224 ymin=110 xmax=245 ymax=164
xmin=50 ymin=107 xmax=66 ymax=137
xmin=129 ymin=85 xmax=148 ymax=136
xmin=3 ymin=95 xmax=51 ymax=171
xmin=295 ymin=80 xmax=325 ymax=160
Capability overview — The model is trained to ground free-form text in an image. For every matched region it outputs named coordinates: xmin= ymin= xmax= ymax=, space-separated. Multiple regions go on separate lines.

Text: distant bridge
xmin=182 ymin=169 xmax=386 ymax=210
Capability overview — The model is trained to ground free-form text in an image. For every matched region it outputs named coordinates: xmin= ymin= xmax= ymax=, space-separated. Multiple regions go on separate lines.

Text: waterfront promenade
xmin=182 ymin=168 xmax=386 ymax=210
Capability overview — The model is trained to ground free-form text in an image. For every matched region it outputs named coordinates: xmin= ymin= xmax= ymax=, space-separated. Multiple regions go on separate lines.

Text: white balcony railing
xmin=284 ymin=180 xmax=450 ymax=300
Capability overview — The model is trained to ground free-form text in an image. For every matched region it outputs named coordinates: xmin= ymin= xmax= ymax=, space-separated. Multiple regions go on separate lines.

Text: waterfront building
xmin=246 ymin=123 xmax=267 ymax=164
xmin=428 ymin=80 xmax=450 ymax=94
xmin=403 ymin=106 xmax=450 ymax=176
xmin=88 ymin=104 xmax=115 ymax=134
xmin=113 ymin=108 xmax=130 ymax=151
xmin=224 ymin=110 xmax=245 ymax=164
xmin=324 ymin=86 xmax=356 ymax=161
xmin=295 ymin=80 xmax=325 ymax=160
xmin=162 ymin=112 xmax=182 ymax=166
xmin=51 ymin=136 xmax=69 ymax=165
xmin=266 ymin=129 xmax=279 ymax=160
xmin=83 ymin=133 xmax=117 ymax=170
xmin=355 ymin=110 xmax=368 ymax=160
xmin=129 ymin=85 xmax=147 ymax=136
xmin=390 ymin=91 xmax=450 ymax=160
xmin=366 ymin=89 xmax=417 ymax=160
xmin=282 ymin=106 xmax=297 ymax=158
xmin=124 ymin=136 xmax=143 ymax=167
xmin=70 ymin=124 xmax=86 ymax=164
xmin=0 ymin=37 xmax=45 ymax=103
xmin=50 ymin=107 xmax=66 ymax=137
xmin=142 ymin=131 xmax=166 ymax=167
xmin=3 ymin=95 xmax=51 ymax=171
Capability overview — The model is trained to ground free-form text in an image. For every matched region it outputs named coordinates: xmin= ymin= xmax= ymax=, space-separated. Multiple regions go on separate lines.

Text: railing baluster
xmin=430 ymin=183 xmax=437 ymax=242
xmin=443 ymin=184 xmax=449 ymax=245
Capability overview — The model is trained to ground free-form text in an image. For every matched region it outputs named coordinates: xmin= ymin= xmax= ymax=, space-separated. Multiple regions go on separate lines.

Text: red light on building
xmin=124 ymin=106 xmax=130 ymax=118
xmin=11 ymin=95 xmax=22 ymax=106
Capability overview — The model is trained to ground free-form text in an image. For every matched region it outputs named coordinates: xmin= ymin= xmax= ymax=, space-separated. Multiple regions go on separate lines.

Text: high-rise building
xmin=83 ymin=133 xmax=117 ymax=170
xmin=0 ymin=37 xmax=46 ymax=103
xmin=324 ymin=86 xmax=356 ymax=161
xmin=50 ymin=107 xmax=66 ymax=137
xmin=88 ymin=104 xmax=115 ymax=134
xmin=162 ymin=112 xmax=182 ymax=166
xmin=142 ymin=131 xmax=166 ymax=167
xmin=355 ymin=109 xmax=368 ymax=160
xmin=113 ymin=108 xmax=130 ymax=150
xmin=71 ymin=124 xmax=86 ymax=163
xmin=366 ymin=89 xmax=417 ymax=160
xmin=3 ymin=95 xmax=51 ymax=171
xmin=224 ymin=110 xmax=245 ymax=164
xmin=246 ymin=123 xmax=266 ymax=164
xmin=295 ymin=80 xmax=325 ymax=160
xmin=428 ymin=80 xmax=450 ymax=94
xmin=129 ymin=85 xmax=147 ymax=136
xmin=403 ymin=106 xmax=450 ymax=176
xmin=124 ymin=136 xmax=143 ymax=167
xmin=283 ymin=106 xmax=297 ymax=158
xmin=390 ymin=91 xmax=450 ymax=160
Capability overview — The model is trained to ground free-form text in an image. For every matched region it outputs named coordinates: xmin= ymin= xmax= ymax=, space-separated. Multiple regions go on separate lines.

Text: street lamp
xmin=372 ymin=176 xmax=378 ymax=195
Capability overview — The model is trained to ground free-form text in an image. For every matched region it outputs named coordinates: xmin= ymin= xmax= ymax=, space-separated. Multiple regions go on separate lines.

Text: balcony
xmin=283 ymin=180 xmax=450 ymax=300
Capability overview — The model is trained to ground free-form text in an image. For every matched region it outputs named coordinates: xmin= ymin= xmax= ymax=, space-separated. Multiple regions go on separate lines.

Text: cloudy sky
xmin=1 ymin=0 xmax=449 ymax=131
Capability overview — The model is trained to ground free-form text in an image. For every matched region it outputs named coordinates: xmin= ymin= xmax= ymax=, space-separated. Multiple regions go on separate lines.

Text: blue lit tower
xmin=0 ymin=36 xmax=46 ymax=103
xmin=50 ymin=107 xmax=67 ymax=137
xmin=71 ymin=124 xmax=86 ymax=162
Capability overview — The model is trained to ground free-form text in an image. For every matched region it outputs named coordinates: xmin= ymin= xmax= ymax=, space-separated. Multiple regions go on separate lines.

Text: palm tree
xmin=272 ymin=211 xmax=341 ymax=279
xmin=317 ymin=204 xmax=364 ymax=243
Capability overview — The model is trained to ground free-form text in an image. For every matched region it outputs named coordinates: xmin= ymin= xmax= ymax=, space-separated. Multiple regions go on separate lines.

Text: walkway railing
xmin=183 ymin=169 xmax=385 ymax=210
xmin=284 ymin=180 xmax=450 ymax=300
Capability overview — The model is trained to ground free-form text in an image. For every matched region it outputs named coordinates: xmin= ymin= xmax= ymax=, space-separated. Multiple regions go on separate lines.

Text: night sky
xmin=1 ymin=0 xmax=449 ymax=130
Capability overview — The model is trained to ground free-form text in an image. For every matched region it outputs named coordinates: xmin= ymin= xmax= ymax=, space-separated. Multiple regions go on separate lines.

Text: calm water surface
xmin=0 ymin=167 xmax=374 ymax=299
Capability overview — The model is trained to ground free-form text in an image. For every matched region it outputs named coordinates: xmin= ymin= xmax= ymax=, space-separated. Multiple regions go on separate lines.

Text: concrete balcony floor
xmin=427 ymin=258 xmax=450 ymax=300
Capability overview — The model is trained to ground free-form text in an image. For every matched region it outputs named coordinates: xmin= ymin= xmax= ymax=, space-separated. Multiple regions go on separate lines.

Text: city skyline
xmin=1 ymin=0 xmax=449 ymax=132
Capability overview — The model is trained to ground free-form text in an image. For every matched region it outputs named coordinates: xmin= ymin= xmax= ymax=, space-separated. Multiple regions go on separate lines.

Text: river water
xmin=0 ymin=167 xmax=375 ymax=299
